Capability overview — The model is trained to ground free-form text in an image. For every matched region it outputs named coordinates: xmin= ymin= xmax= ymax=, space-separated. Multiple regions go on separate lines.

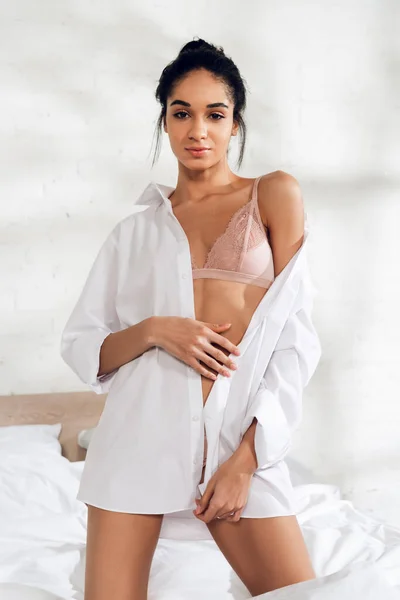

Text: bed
xmin=0 ymin=392 xmax=399 ymax=600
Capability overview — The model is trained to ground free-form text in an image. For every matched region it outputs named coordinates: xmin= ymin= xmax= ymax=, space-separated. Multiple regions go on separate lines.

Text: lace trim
xmin=191 ymin=201 xmax=267 ymax=271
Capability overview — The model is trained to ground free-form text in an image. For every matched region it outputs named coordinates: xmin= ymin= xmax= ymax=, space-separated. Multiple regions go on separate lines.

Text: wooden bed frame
xmin=0 ymin=392 xmax=106 ymax=462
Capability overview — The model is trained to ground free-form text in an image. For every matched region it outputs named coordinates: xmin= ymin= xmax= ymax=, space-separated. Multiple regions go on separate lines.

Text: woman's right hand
xmin=150 ymin=316 xmax=241 ymax=380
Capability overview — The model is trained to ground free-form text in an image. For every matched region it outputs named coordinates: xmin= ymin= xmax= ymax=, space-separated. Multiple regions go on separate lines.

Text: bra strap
xmin=251 ymin=176 xmax=263 ymax=201
xmin=250 ymin=176 xmax=266 ymax=230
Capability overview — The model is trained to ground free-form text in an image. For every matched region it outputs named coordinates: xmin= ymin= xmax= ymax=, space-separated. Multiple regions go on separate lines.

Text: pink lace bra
xmin=191 ymin=176 xmax=274 ymax=289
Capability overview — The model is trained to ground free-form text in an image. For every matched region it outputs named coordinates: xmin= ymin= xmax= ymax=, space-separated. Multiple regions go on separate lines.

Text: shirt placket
xmin=166 ymin=205 xmax=206 ymax=486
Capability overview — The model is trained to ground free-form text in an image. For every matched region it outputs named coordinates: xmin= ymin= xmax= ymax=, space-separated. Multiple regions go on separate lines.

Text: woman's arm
xmin=230 ymin=418 xmax=258 ymax=474
xmin=97 ymin=317 xmax=156 ymax=377
xmin=231 ymin=172 xmax=309 ymax=474
xmin=60 ymin=218 xmax=162 ymax=394
xmin=238 ymin=275 xmax=321 ymax=472
xmin=61 ymin=221 xmax=138 ymax=395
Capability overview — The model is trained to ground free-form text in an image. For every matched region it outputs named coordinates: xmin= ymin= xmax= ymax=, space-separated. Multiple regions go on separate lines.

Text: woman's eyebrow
xmin=169 ymin=99 xmax=229 ymax=109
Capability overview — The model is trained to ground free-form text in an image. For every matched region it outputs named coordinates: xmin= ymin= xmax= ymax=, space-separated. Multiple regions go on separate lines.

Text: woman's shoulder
xmin=258 ymin=169 xmax=301 ymax=194
xmin=257 ymin=170 xmax=303 ymax=227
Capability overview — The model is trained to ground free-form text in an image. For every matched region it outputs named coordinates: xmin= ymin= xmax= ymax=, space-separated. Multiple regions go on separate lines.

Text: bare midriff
xmin=193 ymin=277 xmax=268 ymax=482
xmin=167 ymin=175 xmax=273 ymax=484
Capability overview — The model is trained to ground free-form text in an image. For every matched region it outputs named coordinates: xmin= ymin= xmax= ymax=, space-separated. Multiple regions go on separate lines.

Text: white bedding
xmin=0 ymin=424 xmax=399 ymax=600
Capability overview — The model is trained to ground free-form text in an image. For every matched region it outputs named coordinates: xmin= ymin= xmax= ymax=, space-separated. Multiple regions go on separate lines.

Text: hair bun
xmin=179 ymin=38 xmax=220 ymax=56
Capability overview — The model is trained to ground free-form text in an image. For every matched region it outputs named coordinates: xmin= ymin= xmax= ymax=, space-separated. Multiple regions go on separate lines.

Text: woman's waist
xmin=193 ymin=278 xmax=266 ymax=330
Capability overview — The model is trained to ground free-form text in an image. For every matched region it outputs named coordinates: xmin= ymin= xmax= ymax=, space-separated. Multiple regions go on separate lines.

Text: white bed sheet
xmin=0 ymin=433 xmax=399 ymax=600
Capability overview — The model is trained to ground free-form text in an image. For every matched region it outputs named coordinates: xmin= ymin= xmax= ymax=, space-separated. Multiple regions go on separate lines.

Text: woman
xmin=61 ymin=38 xmax=321 ymax=599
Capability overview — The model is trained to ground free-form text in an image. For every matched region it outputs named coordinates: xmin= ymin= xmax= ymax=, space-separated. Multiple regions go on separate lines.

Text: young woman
xmin=61 ymin=38 xmax=321 ymax=599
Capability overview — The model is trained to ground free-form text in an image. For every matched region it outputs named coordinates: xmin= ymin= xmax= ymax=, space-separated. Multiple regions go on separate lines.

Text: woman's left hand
xmin=193 ymin=453 xmax=253 ymax=524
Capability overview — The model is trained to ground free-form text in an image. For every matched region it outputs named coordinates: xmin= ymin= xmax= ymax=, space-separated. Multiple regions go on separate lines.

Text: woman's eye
xmin=173 ymin=112 xmax=224 ymax=120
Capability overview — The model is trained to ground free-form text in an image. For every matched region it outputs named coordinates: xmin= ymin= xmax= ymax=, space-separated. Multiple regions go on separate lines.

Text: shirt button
xmin=192 ymin=415 xmax=199 ymax=421
xmin=182 ymin=273 xmax=187 ymax=279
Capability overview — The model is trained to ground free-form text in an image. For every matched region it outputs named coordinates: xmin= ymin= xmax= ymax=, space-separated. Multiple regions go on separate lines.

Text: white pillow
xmin=0 ymin=423 xmax=81 ymax=517
xmin=0 ymin=423 xmax=62 ymax=455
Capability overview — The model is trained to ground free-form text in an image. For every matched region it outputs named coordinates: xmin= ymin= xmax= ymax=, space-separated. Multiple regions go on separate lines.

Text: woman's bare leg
xmin=84 ymin=504 xmax=163 ymax=600
xmin=206 ymin=515 xmax=315 ymax=596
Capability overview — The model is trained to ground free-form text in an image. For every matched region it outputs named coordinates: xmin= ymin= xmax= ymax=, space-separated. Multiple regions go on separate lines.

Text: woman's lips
xmin=186 ymin=148 xmax=210 ymax=156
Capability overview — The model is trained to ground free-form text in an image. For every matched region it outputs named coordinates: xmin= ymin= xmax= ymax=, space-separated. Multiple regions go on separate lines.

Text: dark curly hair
xmin=151 ymin=37 xmax=249 ymax=170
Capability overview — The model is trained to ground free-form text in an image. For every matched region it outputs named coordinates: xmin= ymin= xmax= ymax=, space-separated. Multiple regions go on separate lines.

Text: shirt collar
xmin=132 ymin=182 xmax=175 ymax=211
xmin=152 ymin=181 xmax=176 ymax=211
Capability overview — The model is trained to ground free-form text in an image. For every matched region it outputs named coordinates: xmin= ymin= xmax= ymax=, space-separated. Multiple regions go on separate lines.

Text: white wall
xmin=1 ymin=1 xmax=399 ymax=527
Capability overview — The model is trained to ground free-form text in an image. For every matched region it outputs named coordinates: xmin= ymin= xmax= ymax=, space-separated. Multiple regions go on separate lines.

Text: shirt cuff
xmin=241 ymin=385 xmax=292 ymax=471
xmin=61 ymin=328 xmax=118 ymax=395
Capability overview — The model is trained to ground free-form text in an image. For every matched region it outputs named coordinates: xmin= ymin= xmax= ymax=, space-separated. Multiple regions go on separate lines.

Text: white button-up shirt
xmin=60 ymin=181 xmax=321 ymax=540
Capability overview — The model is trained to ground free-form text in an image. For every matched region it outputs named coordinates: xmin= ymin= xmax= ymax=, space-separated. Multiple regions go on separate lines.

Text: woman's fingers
xmin=198 ymin=354 xmax=233 ymax=378
xmin=206 ymin=339 xmax=238 ymax=370
xmin=224 ymin=508 xmax=243 ymax=522
xmin=216 ymin=509 xmax=237 ymax=519
xmin=210 ymin=330 xmax=241 ymax=357
xmin=197 ymin=343 xmax=237 ymax=375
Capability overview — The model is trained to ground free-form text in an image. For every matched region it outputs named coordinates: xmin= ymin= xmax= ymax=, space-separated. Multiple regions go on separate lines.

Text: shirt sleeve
xmin=60 ymin=223 xmax=121 ymax=395
xmin=240 ymin=265 xmax=322 ymax=471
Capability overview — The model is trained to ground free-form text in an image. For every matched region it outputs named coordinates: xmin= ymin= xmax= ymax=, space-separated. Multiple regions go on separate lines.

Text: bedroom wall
xmin=1 ymin=1 xmax=399 ymax=527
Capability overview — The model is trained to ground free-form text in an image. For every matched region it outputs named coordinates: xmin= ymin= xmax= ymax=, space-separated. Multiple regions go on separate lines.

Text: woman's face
xmin=163 ymin=69 xmax=238 ymax=170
